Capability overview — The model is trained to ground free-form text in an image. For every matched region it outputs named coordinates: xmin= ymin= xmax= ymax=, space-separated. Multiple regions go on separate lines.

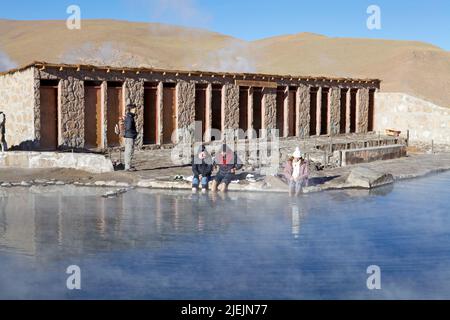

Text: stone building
xmin=0 ymin=62 xmax=380 ymax=151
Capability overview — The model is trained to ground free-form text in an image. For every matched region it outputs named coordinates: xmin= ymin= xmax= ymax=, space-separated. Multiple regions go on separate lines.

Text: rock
xmin=20 ymin=181 xmax=31 ymax=187
xmin=94 ymin=181 xmax=107 ymax=186
xmin=102 ymin=188 xmax=128 ymax=198
xmin=263 ymin=176 xmax=289 ymax=191
xmin=303 ymin=185 xmax=323 ymax=193
xmin=115 ymin=182 xmax=130 ymax=187
xmin=1 ymin=182 xmax=12 ymax=187
xmin=34 ymin=179 xmax=48 ymax=185
xmin=55 ymin=181 xmax=65 ymax=185
xmin=137 ymin=179 xmax=156 ymax=188
xmin=346 ymin=167 xmax=394 ymax=189
xmin=0 ymin=151 xmax=114 ymax=174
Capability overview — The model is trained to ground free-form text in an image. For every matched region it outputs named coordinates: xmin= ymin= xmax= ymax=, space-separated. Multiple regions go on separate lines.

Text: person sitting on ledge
xmin=283 ymin=155 xmax=295 ymax=184
xmin=288 ymin=147 xmax=309 ymax=197
xmin=192 ymin=145 xmax=213 ymax=194
xmin=211 ymin=144 xmax=243 ymax=193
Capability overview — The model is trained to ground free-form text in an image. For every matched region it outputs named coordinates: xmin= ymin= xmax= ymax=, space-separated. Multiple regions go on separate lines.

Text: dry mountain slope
xmin=251 ymin=33 xmax=450 ymax=107
xmin=0 ymin=19 xmax=449 ymax=107
xmin=0 ymin=19 xmax=239 ymax=69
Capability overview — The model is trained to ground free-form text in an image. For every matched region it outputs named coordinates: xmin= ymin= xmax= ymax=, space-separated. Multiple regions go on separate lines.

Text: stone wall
xmin=222 ymin=84 xmax=240 ymax=130
xmin=375 ymin=92 xmax=450 ymax=145
xmin=329 ymin=87 xmax=341 ymax=135
xmin=176 ymin=81 xmax=195 ymax=129
xmin=297 ymin=84 xmax=310 ymax=138
xmin=341 ymin=144 xmax=407 ymax=166
xmin=0 ymin=151 xmax=114 ymax=173
xmin=59 ymin=76 xmax=84 ymax=148
xmin=124 ymin=79 xmax=144 ymax=147
xmin=0 ymin=68 xmax=36 ymax=149
xmin=357 ymin=88 xmax=369 ymax=133
xmin=262 ymin=87 xmax=277 ymax=134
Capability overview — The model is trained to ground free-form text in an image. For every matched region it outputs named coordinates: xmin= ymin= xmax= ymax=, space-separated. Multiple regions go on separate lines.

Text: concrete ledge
xmin=341 ymin=144 xmax=407 ymax=166
xmin=0 ymin=152 xmax=114 ymax=174
xmin=137 ymin=178 xmax=288 ymax=193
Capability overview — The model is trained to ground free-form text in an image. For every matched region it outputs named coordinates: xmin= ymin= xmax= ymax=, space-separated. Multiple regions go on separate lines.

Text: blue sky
xmin=1 ymin=0 xmax=449 ymax=50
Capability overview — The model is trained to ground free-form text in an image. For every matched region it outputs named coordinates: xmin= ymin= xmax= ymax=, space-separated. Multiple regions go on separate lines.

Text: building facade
xmin=0 ymin=62 xmax=380 ymax=151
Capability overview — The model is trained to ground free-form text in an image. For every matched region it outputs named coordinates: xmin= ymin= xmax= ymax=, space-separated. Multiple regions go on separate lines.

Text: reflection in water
xmin=0 ymin=187 xmax=247 ymax=260
xmin=0 ymin=172 xmax=450 ymax=299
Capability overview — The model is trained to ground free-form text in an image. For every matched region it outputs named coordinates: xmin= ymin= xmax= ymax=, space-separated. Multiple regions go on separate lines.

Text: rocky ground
xmin=1 ymin=148 xmax=449 ymax=194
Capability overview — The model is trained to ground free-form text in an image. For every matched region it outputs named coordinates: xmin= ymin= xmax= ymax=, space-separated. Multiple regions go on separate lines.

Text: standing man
xmin=123 ymin=104 xmax=138 ymax=172
xmin=0 ymin=112 xmax=7 ymax=152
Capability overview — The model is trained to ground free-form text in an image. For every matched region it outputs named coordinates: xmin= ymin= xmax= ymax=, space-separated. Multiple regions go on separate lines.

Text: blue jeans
xmin=214 ymin=173 xmax=234 ymax=186
xmin=289 ymin=179 xmax=306 ymax=194
xmin=193 ymin=176 xmax=210 ymax=189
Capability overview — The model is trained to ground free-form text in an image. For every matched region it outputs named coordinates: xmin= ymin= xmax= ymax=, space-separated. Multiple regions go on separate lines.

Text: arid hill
xmin=0 ymin=19 xmax=449 ymax=107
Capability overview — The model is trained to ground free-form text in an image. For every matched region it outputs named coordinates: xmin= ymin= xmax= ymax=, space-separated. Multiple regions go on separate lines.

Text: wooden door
xmin=276 ymin=88 xmax=285 ymax=137
xmin=309 ymin=88 xmax=318 ymax=136
xmin=107 ymin=85 xmax=123 ymax=147
xmin=211 ymin=85 xmax=222 ymax=133
xmin=40 ymin=86 xmax=58 ymax=150
xmin=239 ymin=87 xmax=248 ymax=133
xmin=288 ymin=89 xmax=297 ymax=137
xmin=253 ymin=88 xmax=262 ymax=138
xmin=368 ymin=89 xmax=375 ymax=132
xmin=163 ymin=85 xmax=176 ymax=144
xmin=321 ymin=88 xmax=329 ymax=135
xmin=350 ymin=89 xmax=357 ymax=133
xmin=340 ymin=89 xmax=348 ymax=134
xmin=84 ymin=86 xmax=102 ymax=148
xmin=144 ymin=85 xmax=158 ymax=145
xmin=195 ymin=85 xmax=207 ymax=140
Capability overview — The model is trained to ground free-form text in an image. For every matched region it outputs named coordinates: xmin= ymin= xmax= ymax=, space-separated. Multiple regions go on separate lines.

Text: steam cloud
xmin=60 ymin=42 xmax=144 ymax=67
xmin=132 ymin=0 xmax=211 ymax=28
xmin=190 ymin=40 xmax=257 ymax=73
xmin=0 ymin=50 xmax=17 ymax=72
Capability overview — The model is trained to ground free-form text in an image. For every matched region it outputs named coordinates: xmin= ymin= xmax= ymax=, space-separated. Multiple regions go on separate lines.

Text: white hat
xmin=293 ymin=147 xmax=302 ymax=158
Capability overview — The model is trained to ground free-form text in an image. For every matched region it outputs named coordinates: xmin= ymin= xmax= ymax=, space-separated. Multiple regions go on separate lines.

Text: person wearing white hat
xmin=289 ymin=147 xmax=309 ymax=197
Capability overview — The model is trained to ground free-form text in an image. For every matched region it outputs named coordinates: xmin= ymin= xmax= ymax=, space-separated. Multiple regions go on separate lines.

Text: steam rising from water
xmin=0 ymin=50 xmax=17 ymax=72
xmin=60 ymin=42 xmax=145 ymax=67
xmin=130 ymin=0 xmax=212 ymax=29
xmin=190 ymin=40 xmax=257 ymax=73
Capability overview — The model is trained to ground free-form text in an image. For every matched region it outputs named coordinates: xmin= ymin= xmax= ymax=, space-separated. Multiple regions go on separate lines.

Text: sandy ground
xmin=1 ymin=19 xmax=449 ymax=108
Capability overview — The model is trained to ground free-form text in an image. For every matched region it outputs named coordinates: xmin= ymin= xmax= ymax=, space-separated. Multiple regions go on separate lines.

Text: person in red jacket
xmin=211 ymin=144 xmax=243 ymax=193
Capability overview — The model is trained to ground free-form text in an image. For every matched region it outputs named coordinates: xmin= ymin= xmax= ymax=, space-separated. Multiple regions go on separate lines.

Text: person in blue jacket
xmin=123 ymin=104 xmax=138 ymax=171
xmin=192 ymin=145 xmax=214 ymax=193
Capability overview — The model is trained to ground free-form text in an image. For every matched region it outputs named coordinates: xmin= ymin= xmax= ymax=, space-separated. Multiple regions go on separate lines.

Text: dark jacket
xmin=215 ymin=151 xmax=243 ymax=176
xmin=124 ymin=112 xmax=138 ymax=139
xmin=192 ymin=160 xmax=213 ymax=177
xmin=192 ymin=146 xmax=213 ymax=177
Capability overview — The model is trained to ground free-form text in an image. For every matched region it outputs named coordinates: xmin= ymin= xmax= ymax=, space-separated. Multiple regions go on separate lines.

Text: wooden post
xmin=329 ymin=136 xmax=333 ymax=154
xmin=406 ymin=129 xmax=410 ymax=147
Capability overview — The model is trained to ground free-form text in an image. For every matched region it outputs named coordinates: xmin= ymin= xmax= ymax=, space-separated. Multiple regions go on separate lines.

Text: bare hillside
xmin=0 ymin=19 xmax=449 ymax=107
